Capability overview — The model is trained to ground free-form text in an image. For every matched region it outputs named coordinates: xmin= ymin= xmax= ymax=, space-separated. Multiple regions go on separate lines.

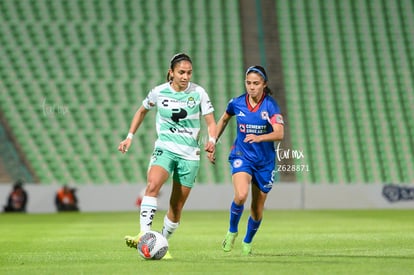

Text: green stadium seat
xmin=276 ymin=0 xmax=413 ymax=183
xmin=8 ymin=0 xmax=408 ymax=186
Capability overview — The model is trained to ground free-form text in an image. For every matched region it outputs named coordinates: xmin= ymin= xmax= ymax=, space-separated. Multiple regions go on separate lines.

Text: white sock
xmin=162 ymin=215 xmax=179 ymax=239
xmin=140 ymin=196 xmax=157 ymax=232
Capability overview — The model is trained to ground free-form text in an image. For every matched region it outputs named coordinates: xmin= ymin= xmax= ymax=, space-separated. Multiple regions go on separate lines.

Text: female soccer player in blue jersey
xmin=118 ymin=53 xmax=217 ymax=257
xmin=209 ymin=65 xmax=284 ymax=255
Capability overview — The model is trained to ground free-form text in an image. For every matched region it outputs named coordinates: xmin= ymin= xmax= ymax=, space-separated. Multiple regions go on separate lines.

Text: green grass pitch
xmin=1 ymin=210 xmax=414 ymax=274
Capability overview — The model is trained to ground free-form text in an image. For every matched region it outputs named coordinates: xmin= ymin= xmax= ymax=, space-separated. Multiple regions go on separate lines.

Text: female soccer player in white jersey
xmin=118 ymin=53 xmax=217 ymax=257
xmin=209 ymin=65 xmax=284 ymax=255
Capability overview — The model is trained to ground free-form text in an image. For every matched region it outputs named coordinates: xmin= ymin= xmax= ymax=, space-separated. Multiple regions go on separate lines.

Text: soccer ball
xmin=137 ymin=231 xmax=169 ymax=260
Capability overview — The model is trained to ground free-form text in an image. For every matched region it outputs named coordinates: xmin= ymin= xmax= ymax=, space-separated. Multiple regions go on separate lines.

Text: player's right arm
xmin=118 ymin=106 xmax=150 ymax=154
xmin=207 ymin=111 xmax=232 ymax=163
xmin=216 ymin=111 xmax=232 ymax=141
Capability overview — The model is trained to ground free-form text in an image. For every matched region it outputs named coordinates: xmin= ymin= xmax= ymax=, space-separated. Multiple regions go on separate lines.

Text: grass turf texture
xmin=1 ymin=210 xmax=414 ymax=275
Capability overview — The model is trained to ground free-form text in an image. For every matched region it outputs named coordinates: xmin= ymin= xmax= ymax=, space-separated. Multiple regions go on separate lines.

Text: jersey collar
xmin=245 ymin=93 xmax=265 ymax=112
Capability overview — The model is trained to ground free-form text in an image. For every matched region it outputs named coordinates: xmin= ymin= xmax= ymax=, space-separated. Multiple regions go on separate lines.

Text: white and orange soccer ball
xmin=137 ymin=231 xmax=169 ymax=260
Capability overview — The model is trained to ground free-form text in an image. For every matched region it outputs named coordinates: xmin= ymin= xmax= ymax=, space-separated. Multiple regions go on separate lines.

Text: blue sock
xmin=243 ymin=216 xmax=262 ymax=243
xmin=229 ymin=201 xmax=244 ymax=233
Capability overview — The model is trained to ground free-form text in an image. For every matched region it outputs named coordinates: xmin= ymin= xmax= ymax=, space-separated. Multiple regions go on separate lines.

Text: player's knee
xmin=145 ymin=181 xmax=162 ymax=196
xmin=234 ymin=193 xmax=248 ymax=204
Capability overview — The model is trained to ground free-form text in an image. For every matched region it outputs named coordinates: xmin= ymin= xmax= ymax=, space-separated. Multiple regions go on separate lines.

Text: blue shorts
xmin=229 ymin=158 xmax=277 ymax=193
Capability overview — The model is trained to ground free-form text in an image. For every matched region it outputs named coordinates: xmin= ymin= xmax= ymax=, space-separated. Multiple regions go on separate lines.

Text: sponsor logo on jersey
xmin=245 ymin=124 xmax=267 ymax=134
xmin=236 ymin=111 xmax=245 ymax=117
xmin=171 ymin=108 xmax=187 ymax=122
xmin=169 ymin=127 xmax=193 ymax=135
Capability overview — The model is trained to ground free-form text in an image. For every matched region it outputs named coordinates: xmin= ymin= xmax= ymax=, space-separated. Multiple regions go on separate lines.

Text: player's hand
xmin=244 ymin=134 xmax=261 ymax=143
xmin=207 ymin=152 xmax=216 ymax=164
xmin=118 ymin=138 xmax=132 ymax=154
xmin=204 ymin=140 xmax=215 ymax=153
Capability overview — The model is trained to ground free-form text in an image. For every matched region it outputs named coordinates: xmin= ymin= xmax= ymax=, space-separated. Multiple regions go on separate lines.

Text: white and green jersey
xmin=142 ymin=82 xmax=214 ymax=160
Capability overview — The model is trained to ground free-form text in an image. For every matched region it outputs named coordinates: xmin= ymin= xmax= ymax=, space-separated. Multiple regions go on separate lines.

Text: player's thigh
xmin=172 ymin=158 xmax=200 ymax=188
xmin=232 ymin=172 xmax=252 ymax=203
xmin=147 ymin=148 xmax=175 ymax=181
xmin=146 ymin=165 xmax=170 ymax=195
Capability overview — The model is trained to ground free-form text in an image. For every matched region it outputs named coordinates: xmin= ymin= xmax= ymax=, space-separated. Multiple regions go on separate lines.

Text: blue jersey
xmin=226 ymin=93 xmax=283 ymax=166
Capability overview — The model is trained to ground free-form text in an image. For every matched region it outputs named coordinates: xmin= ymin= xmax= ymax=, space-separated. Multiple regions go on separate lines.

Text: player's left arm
xmin=203 ymin=112 xmax=217 ymax=153
xmin=199 ymin=88 xmax=216 ymax=154
xmin=244 ymin=114 xmax=284 ymax=143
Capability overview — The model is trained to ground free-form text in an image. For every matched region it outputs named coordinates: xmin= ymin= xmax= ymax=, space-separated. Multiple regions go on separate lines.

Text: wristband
xmin=209 ymin=136 xmax=216 ymax=145
xmin=126 ymin=133 xmax=134 ymax=140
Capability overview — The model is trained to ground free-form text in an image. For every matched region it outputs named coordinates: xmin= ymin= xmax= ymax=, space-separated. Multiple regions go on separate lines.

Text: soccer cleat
xmin=241 ymin=242 xmax=252 ymax=256
xmin=222 ymin=231 xmax=238 ymax=252
xmin=124 ymin=232 xmax=144 ymax=249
